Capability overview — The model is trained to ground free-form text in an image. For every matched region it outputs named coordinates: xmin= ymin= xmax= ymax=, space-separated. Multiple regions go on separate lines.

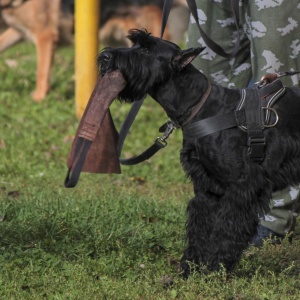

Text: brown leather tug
xmin=65 ymin=70 xmax=126 ymax=188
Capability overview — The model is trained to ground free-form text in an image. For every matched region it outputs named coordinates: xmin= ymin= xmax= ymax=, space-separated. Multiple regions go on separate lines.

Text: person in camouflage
xmin=186 ymin=0 xmax=300 ymax=246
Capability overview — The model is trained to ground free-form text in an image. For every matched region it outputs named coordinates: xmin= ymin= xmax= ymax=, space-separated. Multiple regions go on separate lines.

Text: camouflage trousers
xmin=262 ymin=186 xmax=299 ymax=236
xmin=186 ymin=0 xmax=300 ymax=87
xmin=186 ymin=0 xmax=300 ymax=235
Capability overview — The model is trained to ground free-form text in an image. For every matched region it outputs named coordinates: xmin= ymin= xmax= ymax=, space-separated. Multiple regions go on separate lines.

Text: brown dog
xmin=99 ymin=1 xmax=190 ymax=48
xmin=0 ymin=0 xmax=73 ymax=101
xmin=0 ymin=0 xmax=188 ymax=101
xmin=99 ymin=5 xmax=171 ymax=48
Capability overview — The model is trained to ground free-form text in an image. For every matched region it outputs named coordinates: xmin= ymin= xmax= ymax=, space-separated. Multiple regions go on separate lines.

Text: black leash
xmin=186 ymin=0 xmax=241 ymax=58
xmin=118 ymin=117 xmax=177 ymax=165
xmin=116 ymin=89 xmax=177 ymax=165
xmin=117 ymin=0 xmax=176 ymax=165
xmin=117 ymin=98 xmax=145 ymax=159
xmin=119 ymin=120 xmax=176 ymax=165
xmin=116 ymin=101 xmax=178 ymax=166
xmin=161 ymin=0 xmax=241 ymax=58
xmin=161 ymin=0 xmax=174 ymax=38
xmin=117 ymin=0 xmax=241 ymax=166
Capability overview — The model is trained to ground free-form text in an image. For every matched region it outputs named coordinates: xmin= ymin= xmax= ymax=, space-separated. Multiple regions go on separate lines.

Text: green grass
xmin=0 ymin=41 xmax=300 ymax=300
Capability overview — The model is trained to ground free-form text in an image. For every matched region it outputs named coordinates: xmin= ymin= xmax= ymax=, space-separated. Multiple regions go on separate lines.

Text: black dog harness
xmin=182 ymin=75 xmax=286 ymax=163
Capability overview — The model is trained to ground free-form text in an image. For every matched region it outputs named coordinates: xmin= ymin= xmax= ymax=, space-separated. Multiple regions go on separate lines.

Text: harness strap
xmin=182 ymin=111 xmax=239 ymax=140
xmin=182 ymin=78 xmax=287 ymax=163
xmin=245 ymin=89 xmax=266 ymax=163
xmin=182 ymin=84 xmax=282 ymax=143
xmin=258 ymin=79 xmax=284 ymax=99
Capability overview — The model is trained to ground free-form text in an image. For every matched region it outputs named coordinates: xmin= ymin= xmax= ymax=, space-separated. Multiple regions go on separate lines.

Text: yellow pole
xmin=75 ymin=0 xmax=100 ymax=118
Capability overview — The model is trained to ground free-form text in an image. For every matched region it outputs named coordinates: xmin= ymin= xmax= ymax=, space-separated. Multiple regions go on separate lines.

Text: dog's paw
xmin=180 ymin=261 xmax=191 ymax=279
xmin=31 ymin=89 xmax=47 ymax=102
xmin=160 ymin=274 xmax=174 ymax=288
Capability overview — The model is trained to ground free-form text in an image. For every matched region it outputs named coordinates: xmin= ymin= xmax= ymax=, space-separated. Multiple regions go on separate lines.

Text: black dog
xmin=98 ymin=30 xmax=300 ymax=277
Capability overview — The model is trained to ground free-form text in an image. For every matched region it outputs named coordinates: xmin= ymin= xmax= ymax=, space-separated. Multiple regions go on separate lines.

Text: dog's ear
xmin=172 ymin=47 xmax=205 ymax=71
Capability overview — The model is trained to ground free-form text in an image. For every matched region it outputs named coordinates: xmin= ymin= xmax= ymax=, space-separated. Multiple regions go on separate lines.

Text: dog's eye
xmin=140 ymin=47 xmax=149 ymax=54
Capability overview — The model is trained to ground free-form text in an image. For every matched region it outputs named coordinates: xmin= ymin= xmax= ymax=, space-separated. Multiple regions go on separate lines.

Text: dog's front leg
xmin=32 ymin=30 xmax=58 ymax=102
xmin=0 ymin=27 xmax=23 ymax=52
xmin=181 ymin=191 xmax=220 ymax=278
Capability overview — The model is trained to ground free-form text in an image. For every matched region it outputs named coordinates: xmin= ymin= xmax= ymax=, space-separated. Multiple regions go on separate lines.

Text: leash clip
xmin=156 ymin=119 xmax=177 ymax=146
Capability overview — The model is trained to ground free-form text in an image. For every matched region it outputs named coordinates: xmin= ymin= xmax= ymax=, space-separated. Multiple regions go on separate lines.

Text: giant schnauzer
xmin=98 ymin=29 xmax=300 ymax=277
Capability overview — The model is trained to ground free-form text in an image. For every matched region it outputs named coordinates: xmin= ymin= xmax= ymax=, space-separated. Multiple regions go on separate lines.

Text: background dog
xmin=0 ymin=0 xmax=189 ymax=101
xmin=0 ymin=0 xmax=73 ymax=102
xmin=98 ymin=30 xmax=300 ymax=277
xmin=99 ymin=0 xmax=189 ymax=47
xmin=99 ymin=4 xmax=171 ymax=47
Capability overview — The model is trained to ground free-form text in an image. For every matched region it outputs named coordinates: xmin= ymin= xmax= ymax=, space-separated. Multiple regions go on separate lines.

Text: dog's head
xmin=98 ymin=29 xmax=204 ymax=102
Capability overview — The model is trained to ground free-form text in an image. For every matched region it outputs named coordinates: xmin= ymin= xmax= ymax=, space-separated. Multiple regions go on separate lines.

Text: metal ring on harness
xmin=262 ymin=107 xmax=279 ymax=128
xmin=239 ymin=107 xmax=279 ymax=131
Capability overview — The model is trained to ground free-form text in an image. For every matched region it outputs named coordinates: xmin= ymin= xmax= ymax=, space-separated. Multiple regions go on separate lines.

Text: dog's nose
xmin=101 ymin=51 xmax=112 ymax=62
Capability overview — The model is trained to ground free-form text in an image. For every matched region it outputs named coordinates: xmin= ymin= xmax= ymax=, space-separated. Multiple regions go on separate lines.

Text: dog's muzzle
xmin=99 ymin=50 xmax=114 ymax=75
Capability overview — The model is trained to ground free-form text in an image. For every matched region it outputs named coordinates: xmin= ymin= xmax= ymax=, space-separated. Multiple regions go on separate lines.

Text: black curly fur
xmin=98 ymin=30 xmax=300 ymax=277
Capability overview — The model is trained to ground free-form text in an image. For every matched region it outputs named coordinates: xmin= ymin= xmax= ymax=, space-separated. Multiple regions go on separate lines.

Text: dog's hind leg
xmin=181 ymin=174 xmax=271 ymax=276
xmin=32 ymin=30 xmax=58 ymax=102
xmin=205 ymin=180 xmax=271 ymax=272
xmin=0 ymin=27 xmax=23 ymax=52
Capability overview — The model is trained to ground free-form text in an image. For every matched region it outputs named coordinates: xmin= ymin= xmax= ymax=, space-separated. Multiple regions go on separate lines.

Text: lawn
xmin=0 ymin=41 xmax=300 ymax=300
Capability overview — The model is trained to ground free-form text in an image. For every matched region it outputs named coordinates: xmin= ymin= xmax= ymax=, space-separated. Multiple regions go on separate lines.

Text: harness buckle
xmin=247 ymin=136 xmax=266 ymax=162
xmin=247 ymin=136 xmax=266 ymax=146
